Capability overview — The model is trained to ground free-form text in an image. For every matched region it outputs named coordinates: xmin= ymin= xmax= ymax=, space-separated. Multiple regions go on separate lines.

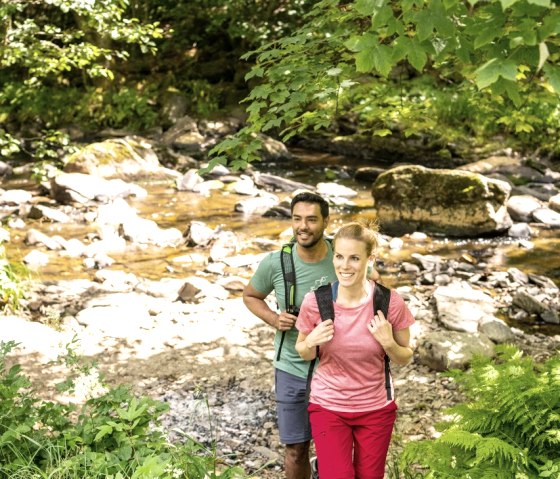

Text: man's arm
xmin=243 ymin=283 xmax=297 ymax=331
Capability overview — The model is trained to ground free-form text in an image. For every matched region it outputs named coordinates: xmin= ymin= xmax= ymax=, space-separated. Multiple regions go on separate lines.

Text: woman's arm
xmin=295 ymin=332 xmax=317 ymax=361
xmin=367 ymin=311 xmax=414 ymax=366
xmin=295 ymin=319 xmax=335 ymax=361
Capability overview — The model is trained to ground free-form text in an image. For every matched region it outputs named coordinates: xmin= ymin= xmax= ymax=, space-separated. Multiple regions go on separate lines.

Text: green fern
xmin=401 ymin=345 xmax=560 ymax=478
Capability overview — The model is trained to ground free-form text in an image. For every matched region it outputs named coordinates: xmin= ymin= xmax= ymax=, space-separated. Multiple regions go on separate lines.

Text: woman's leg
xmin=353 ymin=402 xmax=397 ymax=479
xmin=308 ymin=403 xmax=355 ymax=479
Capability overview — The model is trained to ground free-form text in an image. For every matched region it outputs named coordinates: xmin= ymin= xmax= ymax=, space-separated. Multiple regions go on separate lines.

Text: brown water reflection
xmin=6 ymin=178 xmax=560 ymax=289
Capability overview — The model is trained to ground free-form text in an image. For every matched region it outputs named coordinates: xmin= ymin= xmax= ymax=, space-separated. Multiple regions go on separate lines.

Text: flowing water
xmin=4 ymin=148 xmax=560 ymax=297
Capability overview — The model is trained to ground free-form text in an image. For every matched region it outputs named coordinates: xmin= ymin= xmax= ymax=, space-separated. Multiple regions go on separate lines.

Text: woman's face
xmin=333 ymin=238 xmax=372 ymax=288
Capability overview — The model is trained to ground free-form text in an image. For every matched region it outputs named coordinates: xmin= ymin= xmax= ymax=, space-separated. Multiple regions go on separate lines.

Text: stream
xmin=3 ymin=148 xmax=560 ymax=331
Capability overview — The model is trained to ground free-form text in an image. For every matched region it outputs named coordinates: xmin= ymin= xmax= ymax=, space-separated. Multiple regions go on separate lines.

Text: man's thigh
xmin=275 ymin=369 xmax=311 ymax=444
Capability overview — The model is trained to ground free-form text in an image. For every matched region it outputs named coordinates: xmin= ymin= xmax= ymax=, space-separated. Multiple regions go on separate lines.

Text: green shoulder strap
xmin=277 ymin=237 xmax=333 ymax=362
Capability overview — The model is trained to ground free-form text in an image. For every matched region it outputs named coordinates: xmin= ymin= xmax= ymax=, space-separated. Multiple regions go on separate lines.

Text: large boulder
xmin=64 ymin=137 xmax=180 ymax=181
xmin=371 ymin=165 xmax=512 ymax=237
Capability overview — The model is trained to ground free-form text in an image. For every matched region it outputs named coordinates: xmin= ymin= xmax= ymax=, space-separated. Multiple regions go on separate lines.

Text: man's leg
xmin=285 ymin=441 xmax=311 ymax=479
xmin=275 ymin=369 xmax=312 ymax=479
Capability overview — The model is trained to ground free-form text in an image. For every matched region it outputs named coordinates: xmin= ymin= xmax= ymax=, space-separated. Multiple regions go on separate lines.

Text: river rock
xmin=506 ymin=194 xmax=542 ymax=222
xmin=252 ymin=172 xmax=314 ymax=192
xmin=119 ymin=216 xmax=183 ymax=247
xmin=209 ymin=231 xmax=240 ymax=262
xmin=64 ymin=137 xmax=180 ymax=181
xmin=371 ymin=165 xmax=512 ymax=236
xmin=512 ymin=183 xmax=559 ymax=202
xmin=416 ymin=330 xmax=496 ymax=371
xmin=0 ymin=189 xmax=33 ymax=205
xmin=26 ymin=204 xmax=71 ymax=223
xmin=550 ymin=194 xmax=560 ymax=212
xmin=478 ymin=315 xmax=516 ymax=343
xmin=176 ymin=169 xmax=204 ymax=191
xmin=23 ymin=250 xmax=49 ymax=268
xmin=508 ymin=222 xmax=532 ymax=239
xmin=316 ymin=182 xmax=358 ymax=198
xmin=433 ymin=282 xmax=496 ymax=333
xmin=0 ymin=316 xmax=65 ymax=360
xmin=512 ymin=290 xmax=548 ymax=315
xmin=531 ymin=207 xmax=560 ymax=228
xmin=50 ymin=172 xmax=147 ymax=204
xmin=0 ymin=160 xmax=13 ymax=177
xmin=184 ymin=220 xmax=219 ymax=246
xmin=235 ymin=194 xmax=279 ymax=215
xmin=177 ymin=276 xmax=229 ymax=302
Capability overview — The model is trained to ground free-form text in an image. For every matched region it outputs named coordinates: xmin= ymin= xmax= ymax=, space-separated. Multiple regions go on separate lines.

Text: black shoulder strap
xmin=374 ymin=282 xmax=393 ymax=401
xmin=305 ymin=284 xmax=335 ymax=402
xmin=315 ymin=284 xmax=334 ymax=322
xmin=276 ymin=242 xmax=296 ymax=361
xmin=374 ymin=282 xmax=390 ymax=318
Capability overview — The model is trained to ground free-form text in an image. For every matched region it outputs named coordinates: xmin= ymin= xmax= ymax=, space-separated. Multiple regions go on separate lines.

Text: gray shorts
xmin=275 ymin=368 xmax=311 ymax=444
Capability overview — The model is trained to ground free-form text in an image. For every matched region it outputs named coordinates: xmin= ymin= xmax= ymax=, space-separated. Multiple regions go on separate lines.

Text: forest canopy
xmin=1 ymin=0 xmax=559 ymax=167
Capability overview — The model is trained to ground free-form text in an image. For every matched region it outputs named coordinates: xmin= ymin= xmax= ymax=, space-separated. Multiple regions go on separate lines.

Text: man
xmin=243 ymin=191 xmax=335 ymax=479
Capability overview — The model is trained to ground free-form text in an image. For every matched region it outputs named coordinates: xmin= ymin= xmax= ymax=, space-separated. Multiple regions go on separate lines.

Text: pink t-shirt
xmin=296 ymin=281 xmax=414 ymax=413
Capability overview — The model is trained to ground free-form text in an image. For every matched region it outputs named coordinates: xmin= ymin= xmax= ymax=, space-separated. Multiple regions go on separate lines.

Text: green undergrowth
xmin=0 ymin=340 xmax=251 ymax=479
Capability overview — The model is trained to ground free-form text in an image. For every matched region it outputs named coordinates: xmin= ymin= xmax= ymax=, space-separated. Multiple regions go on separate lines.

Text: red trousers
xmin=308 ymin=401 xmax=397 ymax=479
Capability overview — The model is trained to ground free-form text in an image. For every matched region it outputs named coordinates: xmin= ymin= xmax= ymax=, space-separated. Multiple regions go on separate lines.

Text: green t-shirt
xmin=250 ymin=239 xmax=336 ymax=378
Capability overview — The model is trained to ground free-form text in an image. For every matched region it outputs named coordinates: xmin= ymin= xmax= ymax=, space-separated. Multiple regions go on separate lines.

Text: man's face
xmin=291 ymin=202 xmax=329 ymax=249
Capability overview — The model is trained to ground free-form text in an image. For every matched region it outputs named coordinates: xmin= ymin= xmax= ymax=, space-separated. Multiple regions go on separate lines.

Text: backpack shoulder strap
xmin=276 ymin=241 xmax=296 ymax=362
xmin=373 ymin=282 xmax=391 ymax=318
xmin=314 ymin=284 xmax=334 ymax=322
xmin=280 ymin=242 xmax=296 ymax=313
xmin=373 ymin=282 xmax=393 ymax=401
xmin=305 ymin=283 xmax=335 ymax=402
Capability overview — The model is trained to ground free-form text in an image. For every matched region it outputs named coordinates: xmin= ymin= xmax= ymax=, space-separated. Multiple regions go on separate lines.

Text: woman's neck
xmin=336 ymin=280 xmax=371 ymax=307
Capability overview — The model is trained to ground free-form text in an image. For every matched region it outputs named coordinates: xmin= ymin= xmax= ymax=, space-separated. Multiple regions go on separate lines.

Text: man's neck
xmin=296 ymin=238 xmax=328 ymax=263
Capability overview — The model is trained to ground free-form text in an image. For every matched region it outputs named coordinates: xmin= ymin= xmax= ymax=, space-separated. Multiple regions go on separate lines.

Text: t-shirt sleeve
xmin=249 ymin=253 xmax=274 ymax=296
xmin=296 ymin=291 xmax=321 ymax=335
xmin=388 ymin=290 xmax=415 ymax=330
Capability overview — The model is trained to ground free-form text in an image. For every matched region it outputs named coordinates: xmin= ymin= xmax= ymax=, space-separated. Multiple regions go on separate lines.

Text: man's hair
xmin=290 ymin=192 xmax=329 ymax=219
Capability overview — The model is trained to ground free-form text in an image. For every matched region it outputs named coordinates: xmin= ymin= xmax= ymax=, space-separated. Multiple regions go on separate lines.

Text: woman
xmin=295 ymin=222 xmax=414 ymax=479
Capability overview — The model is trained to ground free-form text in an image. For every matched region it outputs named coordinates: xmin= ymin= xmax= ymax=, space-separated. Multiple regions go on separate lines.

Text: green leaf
xmin=474 ymin=58 xmax=517 ymax=89
xmin=474 ymin=27 xmax=498 ymax=49
xmin=354 ymin=0 xmax=378 ymax=15
xmin=527 ymin=0 xmax=550 ymax=5
xmin=543 ymin=64 xmax=560 ymax=94
xmin=499 ymin=0 xmax=519 ymax=9
xmin=372 ymin=5 xmax=394 ymax=29
xmin=374 ymin=128 xmax=392 ymax=136
xmin=374 ymin=44 xmax=393 ymax=77
xmin=355 ymin=50 xmax=375 ymax=72
xmin=407 ymin=40 xmax=428 ymax=71
xmin=415 ymin=10 xmax=435 ymax=41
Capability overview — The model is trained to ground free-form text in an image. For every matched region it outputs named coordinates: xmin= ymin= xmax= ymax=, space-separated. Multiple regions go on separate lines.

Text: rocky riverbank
xmin=1 ymin=123 xmax=560 ymax=477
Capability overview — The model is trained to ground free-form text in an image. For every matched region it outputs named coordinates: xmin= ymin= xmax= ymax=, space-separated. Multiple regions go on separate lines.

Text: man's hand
xmin=276 ymin=311 xmax=298 ymax=331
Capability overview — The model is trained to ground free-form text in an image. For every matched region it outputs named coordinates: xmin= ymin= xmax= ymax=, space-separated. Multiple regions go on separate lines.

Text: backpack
xmin=305 ymin=281 xmax=393 ymax=403
xmin=276 ymin=238 xmax=333 ymax=361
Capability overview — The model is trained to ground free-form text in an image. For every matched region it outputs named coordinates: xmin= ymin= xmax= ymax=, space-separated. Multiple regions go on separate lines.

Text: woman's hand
xmin=367 ymin=310 xmax=414 ymax=366
xmin=306 ymin=319 xmax=334 ymax=349
xmin=296 ymin=320 xmax=334 ymax=360
xmin=367 ymin=310 xmax=394 ymax=348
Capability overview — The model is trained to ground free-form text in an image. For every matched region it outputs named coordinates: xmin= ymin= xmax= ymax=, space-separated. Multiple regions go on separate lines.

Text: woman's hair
xmin=333 ymin=221 xmax=379 ymax=256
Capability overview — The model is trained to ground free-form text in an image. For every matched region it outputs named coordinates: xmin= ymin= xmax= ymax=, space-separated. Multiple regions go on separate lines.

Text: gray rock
xmin=506 ymin=194 xmax=542 ymax=222
xmin=478 ymin=315 xmax=516 ymax=343
xmin=416 ymin=330 xmax=496 ymax=371
xmin=532 ymin=207 xmax=560 ymax=228
xmin=372 ymin=165 xmax=512 ymax=237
